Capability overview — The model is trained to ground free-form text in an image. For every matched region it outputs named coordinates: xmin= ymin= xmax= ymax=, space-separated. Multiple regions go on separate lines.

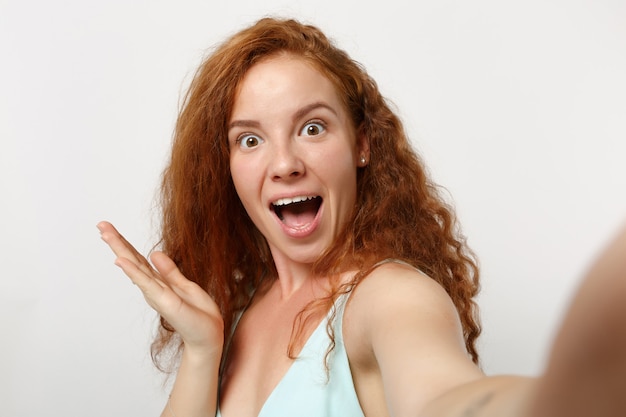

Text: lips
xmin=271 ymin=195 xmax=322 ymax=229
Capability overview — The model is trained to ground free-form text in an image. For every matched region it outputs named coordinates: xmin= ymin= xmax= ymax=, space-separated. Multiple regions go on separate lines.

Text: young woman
xmin=98 ymin=17 xmax=626 ymax=417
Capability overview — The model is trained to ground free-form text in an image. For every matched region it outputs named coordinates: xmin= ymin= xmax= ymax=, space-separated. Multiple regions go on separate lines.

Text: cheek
xmin=231 ymin=179 xmax=262 ymax=227
xmin=314 ymin=151 xmax=358 ymax=207
xmin=312 ymin=137 xmax=358 ymax=170
xmin=230 ymin=157 xmax=256 ymax=207
xmin=317 ymin=147 xmax=358 ymax=182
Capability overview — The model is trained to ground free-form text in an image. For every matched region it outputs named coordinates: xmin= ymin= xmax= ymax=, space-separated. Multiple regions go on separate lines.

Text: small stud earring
xmin=360 ymin=156 xmax=367 ymax=165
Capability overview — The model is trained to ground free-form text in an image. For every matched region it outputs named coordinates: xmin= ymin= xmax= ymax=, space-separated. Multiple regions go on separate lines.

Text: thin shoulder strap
xmin=219 ymin=286 xmax=258 ymax=378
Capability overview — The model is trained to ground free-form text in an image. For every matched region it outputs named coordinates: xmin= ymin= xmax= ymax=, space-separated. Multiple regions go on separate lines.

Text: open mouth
xmin=271 ymin=195 xmax=322 ymax=229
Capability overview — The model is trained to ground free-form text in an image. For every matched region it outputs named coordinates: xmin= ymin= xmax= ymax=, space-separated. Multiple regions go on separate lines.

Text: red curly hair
xmin=153 ymin=17 xmax=481 ymax=370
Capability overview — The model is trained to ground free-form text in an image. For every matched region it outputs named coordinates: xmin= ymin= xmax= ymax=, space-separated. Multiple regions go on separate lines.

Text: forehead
xmin=230 ymin=54 xmax=346 ymax=119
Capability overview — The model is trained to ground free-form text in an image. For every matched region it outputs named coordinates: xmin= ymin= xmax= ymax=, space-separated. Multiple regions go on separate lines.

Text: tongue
xmin=280 ymin=200 xmax=319 ymax=228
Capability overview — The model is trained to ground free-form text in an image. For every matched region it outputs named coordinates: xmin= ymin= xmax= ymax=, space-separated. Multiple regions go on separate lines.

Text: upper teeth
xmin=273 ymin=196 xmax=317 ymax=207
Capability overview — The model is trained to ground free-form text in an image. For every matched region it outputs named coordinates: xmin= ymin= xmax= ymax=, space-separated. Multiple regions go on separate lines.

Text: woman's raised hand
xmin=97 ymin=221 xmax=224 ymax=356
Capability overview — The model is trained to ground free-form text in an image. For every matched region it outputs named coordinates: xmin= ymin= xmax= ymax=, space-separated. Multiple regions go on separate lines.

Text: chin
xmin=271 ymin=242 xmax=331 ymax=267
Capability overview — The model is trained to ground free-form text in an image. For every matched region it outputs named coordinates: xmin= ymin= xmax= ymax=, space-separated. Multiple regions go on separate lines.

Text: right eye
xmin=237 ymin=134 xmax=264 ymax=149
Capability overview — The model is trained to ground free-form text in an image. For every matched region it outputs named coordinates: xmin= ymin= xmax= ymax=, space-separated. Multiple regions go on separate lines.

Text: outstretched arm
xmin=98 ymin=221 xmax=223 ymax=417
xmin=349 ymin=262 xmax=534 ymax=417
xmin=421 ymin=223 xmax=626 ymax=417
xmin=528 ymin=222 xmax=626 ymax=417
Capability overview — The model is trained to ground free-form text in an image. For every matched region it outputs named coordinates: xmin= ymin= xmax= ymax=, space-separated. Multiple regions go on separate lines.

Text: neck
xmin=272 ymin=260 xmax=316 ymax=299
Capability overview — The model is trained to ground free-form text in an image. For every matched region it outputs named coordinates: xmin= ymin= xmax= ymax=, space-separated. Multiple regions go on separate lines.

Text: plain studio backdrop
xmin=1 ymin=0 xmax=625 ymax=415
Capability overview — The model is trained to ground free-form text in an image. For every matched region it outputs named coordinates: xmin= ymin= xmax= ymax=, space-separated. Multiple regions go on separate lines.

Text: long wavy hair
xmin=153 ymin=17 xmax=481 ymax=370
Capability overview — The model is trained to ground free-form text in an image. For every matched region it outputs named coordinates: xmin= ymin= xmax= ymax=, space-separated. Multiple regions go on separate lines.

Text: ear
xmin=356 ymin=132 xmax=370 ymax=167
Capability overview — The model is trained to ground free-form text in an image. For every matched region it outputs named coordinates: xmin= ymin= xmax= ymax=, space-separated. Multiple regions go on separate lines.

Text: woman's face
xmin=228 ymin=54 xmax=368 ymax=267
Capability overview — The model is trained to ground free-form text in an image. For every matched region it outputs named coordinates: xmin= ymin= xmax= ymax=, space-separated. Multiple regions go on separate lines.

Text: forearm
xmin=161 ymin=348 xmax=222 ymax=417
xmin=423 ymin=225 xmax=626 ymax=417
xmin=419 ymin=375 xmax=536 ymax=417
xmin=525 ymin=224 xmax=626 ymax=417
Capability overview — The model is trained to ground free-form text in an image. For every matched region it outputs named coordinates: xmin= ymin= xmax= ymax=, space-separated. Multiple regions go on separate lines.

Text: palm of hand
xmin=98 ymin=221 xmax=224 ymax=355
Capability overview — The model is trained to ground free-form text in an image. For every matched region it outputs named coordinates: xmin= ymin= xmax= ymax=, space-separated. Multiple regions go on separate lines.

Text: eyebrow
xmin=292 ymin=101 xmax=338 ymax=121
xmin=228 ymin=101 xmax=338 ymax=130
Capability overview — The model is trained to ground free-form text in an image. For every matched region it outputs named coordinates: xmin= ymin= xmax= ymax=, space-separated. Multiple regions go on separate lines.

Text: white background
xmin=1 ymin=0 xmax=625 ymax=415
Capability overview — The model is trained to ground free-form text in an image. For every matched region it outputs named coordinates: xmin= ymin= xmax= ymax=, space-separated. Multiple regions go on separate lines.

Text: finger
xmin=115 ymin=256 xmax=178 ymax=312
xmin=115 ymin=256 xmax=214 ymax=336
xmin=99 ymin=222 xmax=163 ymax=289
xmin=150 ymin=251 xmax=221 ymax=317
xmin=114 ymin=256 xmax=164 ymax=295
xmin=98 ymin=221 xmax=154 ymax=275
xmin=98 ymin=222 xmax=148 ymax=264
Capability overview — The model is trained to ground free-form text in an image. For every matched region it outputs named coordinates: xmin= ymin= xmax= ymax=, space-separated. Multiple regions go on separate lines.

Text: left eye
xmin=300 ymin=121 xmax=325 ymax=136
xmin=237 ymin=133 xmax=264 ymax=149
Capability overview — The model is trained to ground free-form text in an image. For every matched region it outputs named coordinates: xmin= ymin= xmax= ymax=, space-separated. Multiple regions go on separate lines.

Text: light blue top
xmin=217 ymin=292 xmax=365 ymax=417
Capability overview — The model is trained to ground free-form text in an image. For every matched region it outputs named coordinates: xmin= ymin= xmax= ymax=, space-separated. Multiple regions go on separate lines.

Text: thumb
xmin=150 ymin=251 xmax=186 ymax=285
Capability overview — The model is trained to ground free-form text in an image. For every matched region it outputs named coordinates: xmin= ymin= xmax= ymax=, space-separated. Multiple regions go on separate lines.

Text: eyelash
xmin=235 ymin=133 xmax=263 ymax=149
xmin=300 ymin=119 xmax=326 ymax=136
xmin=233 ymin=119 xmax=327 ymax=148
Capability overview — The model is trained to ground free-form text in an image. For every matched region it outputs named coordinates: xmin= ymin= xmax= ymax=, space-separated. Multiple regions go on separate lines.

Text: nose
xmin=269 ymin=140 xmax=305 ymax=181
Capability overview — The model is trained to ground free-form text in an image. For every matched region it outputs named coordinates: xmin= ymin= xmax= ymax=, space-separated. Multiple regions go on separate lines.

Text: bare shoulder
xmin=346 ymin=261 xmax=464 ymax=340
xmin=345 ymin=261 xmax=483 ymax=415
